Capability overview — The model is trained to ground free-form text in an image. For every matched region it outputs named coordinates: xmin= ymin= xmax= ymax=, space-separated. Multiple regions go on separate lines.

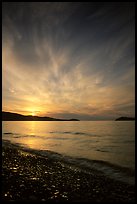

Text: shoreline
xmin=2 ymin=141 xmax=135 ymax=202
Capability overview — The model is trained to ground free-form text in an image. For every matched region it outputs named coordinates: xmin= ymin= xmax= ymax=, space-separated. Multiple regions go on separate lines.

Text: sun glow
xmin=31 ymin=112 xmax=35 ymax=116
xmin=26 ymin=107 xmax=41 ymax=116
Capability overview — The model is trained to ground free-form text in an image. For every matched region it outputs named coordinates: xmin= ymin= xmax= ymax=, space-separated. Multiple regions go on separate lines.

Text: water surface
xmin=2 ymin=121 xmax=135 ymax=170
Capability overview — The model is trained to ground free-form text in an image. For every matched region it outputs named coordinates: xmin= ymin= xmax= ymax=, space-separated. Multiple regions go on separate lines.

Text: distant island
xmin=115 ymin=117 xmax=135 ymax=121
xmin=2 ymin=111 xmax=80 ymax=121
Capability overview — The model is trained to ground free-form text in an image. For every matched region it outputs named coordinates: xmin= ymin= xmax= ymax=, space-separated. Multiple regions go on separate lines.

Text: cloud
xmin=2 ymin=2 xmax=135 ymax=119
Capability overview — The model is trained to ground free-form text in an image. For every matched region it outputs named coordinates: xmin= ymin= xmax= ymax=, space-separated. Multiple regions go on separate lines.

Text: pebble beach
xmin=2 ymin=141 xmax=135 ymax=203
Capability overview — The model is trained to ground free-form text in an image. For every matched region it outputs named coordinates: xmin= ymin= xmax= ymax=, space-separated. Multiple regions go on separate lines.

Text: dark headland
xmin=2 ymin=111 xmax=79 ymax=121
xmin=115 ymin=117 xmax=135 ymax=121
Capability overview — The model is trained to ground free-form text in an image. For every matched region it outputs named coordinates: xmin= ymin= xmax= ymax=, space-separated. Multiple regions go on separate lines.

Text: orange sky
xmin=2 ymin=2 xmax=135 ymax=120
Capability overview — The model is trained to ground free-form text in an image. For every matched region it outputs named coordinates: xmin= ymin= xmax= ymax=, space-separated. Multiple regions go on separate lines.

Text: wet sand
xmin=2 ymin=142 xmax=135 ymax=202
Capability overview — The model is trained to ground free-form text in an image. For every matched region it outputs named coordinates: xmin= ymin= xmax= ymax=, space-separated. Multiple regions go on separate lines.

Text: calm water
xmin=2 ymin=121 xmax=135 ymax=170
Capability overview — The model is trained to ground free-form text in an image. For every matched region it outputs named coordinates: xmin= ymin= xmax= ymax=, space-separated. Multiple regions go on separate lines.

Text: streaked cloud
xmin=2 ymin=2 xmax=135 ymax=120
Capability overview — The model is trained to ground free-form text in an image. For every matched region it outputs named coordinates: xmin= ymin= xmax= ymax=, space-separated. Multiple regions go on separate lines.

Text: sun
xmin=27 ymin=107 xmax=41 ymax=116
xmin=31 ymin=112 xmax=36 ymax=116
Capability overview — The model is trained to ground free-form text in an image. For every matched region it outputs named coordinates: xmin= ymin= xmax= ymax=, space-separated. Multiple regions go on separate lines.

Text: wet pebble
xmin=41 ymin=198 xmax=46 ymax=201
xmin=29 ymin=195 xmax=37 ymax=200
xmin=2 ymin=145 xmax=135 ymax=202
xmin=19 ymin=184 xmax=25 ymax=188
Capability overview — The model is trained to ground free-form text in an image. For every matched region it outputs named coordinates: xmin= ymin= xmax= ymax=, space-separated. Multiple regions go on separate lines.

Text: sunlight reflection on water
xmin=2 ymin=121 xmax=135 ymax=169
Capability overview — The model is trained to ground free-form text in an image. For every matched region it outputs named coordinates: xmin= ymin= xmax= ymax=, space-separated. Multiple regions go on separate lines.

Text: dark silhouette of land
xmin=115 ymin=117 xmax=135 ymax=121
xmin=2 ymin=111 xmax=79 ymax=121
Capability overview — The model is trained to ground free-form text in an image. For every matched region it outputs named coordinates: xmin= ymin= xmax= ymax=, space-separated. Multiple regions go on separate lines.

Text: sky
xmin=2 ymin=2 xmax=135 ymax=120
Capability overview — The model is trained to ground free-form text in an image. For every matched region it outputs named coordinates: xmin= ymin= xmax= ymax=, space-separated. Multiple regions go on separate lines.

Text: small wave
xmin=63 ymin=131 xmax=72 ymax=134
xmin=49 ymin=131 xmax=72 ymax=134
xmin=12 ymin=134 xmax=43 ymax=139
xmin=21 ymin=134 xmax=39 ymax=138
xmin=3 ymin=133 xmax=71 ymax=141
xmin=16 ymin=135 xmax=70 ymax=141
xmin=75 ymin=132 xmax=86 ymax=135
xmin=113 ymin=140 xmax=134 ymax=144
xmin=124 ymin=140 xmax=134 ymax=143
xmin=4 ymin=132 xmax=13 ymax=135
xmin=3 ymin=132 xmax=20 ymax=137
xmin=49 ymin=131 xmax=99 ymax=137
xmin=96 ymin=149 xmax=110 ymax=153
xmin=45 ymin=137 xmax=70 ymax=141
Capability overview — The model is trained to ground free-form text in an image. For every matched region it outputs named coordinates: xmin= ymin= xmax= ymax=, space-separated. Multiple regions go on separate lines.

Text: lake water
xmin=2 ymin=121 xmax=135 ymax=185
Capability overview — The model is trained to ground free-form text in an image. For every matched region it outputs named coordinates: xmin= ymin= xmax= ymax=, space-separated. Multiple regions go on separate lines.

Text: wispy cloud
xmin=2 ymin=2 xmax=135 ymax=119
